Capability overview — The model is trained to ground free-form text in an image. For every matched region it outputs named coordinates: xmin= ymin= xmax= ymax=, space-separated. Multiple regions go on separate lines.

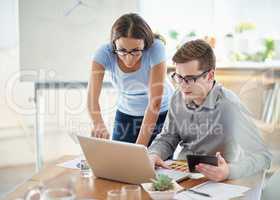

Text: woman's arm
xmin=87 ymin=61 xmax=110 ymax=138
xmin=136 ymin=61 xmax=166 ymax=146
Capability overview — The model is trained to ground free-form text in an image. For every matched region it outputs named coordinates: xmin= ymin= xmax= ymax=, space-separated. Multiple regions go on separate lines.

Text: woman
xmin=87 ymin=13 xmax=173 ymax=146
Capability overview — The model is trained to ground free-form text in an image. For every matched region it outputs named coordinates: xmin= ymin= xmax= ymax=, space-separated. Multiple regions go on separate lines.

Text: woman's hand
xmin=91 ymin=124 xmax=110 ymax=139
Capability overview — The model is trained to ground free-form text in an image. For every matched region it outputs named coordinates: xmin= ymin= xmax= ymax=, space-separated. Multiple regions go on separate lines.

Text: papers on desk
xmin=56 ymin=157 xmax=82 ymax=170
xmin=163 ymin=160 xmax=205 ymax=180
xmin=175 ymin=181 xmax=250 ymax=200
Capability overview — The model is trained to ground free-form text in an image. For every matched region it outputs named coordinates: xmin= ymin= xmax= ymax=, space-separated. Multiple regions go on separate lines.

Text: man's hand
xmin=149 ymin=154 xmax=171 ymax=169
xmin=195 ymin=152 xmax=229 ymax=182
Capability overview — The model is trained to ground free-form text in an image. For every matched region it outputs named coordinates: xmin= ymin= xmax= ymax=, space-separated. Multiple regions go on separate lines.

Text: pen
xmin=177 ymin=188 xmax=211 ymax=198
xmin=188 ymin=189 xmax=211 ymax=197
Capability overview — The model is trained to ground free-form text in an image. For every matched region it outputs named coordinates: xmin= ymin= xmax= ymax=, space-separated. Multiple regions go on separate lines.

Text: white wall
xmin=0 ymin=0 xmax=118 ymax=166
xmin=0 ymin=0 xmax=33 ymax=128
xmin=0 ymin=0 xmax=18 ymax=48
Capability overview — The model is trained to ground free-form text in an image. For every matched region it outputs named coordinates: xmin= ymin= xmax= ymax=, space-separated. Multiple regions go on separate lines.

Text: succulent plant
xmin=151 ymin=174 xmax=174 ymax=191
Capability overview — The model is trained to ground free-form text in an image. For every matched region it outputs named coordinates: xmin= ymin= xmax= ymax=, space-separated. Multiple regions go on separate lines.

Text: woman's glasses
xmin=114 ymin=49 xmax=144 ymax=56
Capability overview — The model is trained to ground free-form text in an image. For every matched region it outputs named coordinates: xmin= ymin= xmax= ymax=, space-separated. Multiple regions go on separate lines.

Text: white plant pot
xmin=141 ymin=181 xmax=183 ymax=200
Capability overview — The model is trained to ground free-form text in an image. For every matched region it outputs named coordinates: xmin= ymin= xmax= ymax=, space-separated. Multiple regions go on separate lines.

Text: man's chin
xmin=182 ymin=91 xmax=193 ymax=98
xmin=182 ymin=92 xmax=200 ymax=102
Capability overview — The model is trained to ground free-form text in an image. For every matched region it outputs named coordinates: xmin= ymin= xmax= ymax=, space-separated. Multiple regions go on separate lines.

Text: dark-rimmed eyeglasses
xmin=171 ymin=69 xmax=211 ymax=85
xmin=114 ymin=49 xmax=144 ymax=56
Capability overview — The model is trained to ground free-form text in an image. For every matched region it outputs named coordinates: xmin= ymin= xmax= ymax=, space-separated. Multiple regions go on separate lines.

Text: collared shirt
xmin=149 ymin=82 xmax=272 ymax=179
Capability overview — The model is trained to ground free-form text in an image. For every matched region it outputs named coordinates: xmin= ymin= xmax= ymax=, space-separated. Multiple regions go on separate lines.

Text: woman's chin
xmin=125 ymin=63 xmax=136 ymax=68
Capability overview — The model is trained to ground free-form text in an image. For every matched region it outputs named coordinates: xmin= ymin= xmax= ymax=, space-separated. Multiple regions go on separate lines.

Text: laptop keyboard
xmin=156 ymin=168 xmax=189 ymax=181
xmin=155 ymin=160 xmax=190 ymax=181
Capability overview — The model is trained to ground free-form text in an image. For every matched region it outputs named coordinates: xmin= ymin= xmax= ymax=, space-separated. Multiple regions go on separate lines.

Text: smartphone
xmin=187 ymin=154 xmax=218 ymax=173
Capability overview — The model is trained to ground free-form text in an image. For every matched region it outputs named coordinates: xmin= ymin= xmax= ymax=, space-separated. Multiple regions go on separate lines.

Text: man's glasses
xmin=171 ymin=69 xmax=211 ymax=85
xmin=114 ymin=49 xmax=144 ymax=56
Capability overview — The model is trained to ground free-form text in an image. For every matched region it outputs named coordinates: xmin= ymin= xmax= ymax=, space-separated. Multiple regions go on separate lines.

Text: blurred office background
xmin=0 ymin=0 xmax=280 ymax=197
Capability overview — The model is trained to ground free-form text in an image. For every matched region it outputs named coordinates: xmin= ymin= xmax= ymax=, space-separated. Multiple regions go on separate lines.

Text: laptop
xmin=77 ymin=135 xmax=192 ymax=184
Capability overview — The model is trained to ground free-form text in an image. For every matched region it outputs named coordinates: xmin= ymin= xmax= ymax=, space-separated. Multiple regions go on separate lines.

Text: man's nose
xmin=180 ymin=81 xmax=191 ymax=88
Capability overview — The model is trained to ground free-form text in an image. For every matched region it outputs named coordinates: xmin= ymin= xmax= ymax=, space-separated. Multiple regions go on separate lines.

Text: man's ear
xmin=208 ymin=69 xmax=215 ymax=81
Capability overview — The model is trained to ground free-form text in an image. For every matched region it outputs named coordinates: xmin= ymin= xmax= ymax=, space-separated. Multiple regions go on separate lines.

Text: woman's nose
xmin=124 ymin=54 xmax=135 ymax=62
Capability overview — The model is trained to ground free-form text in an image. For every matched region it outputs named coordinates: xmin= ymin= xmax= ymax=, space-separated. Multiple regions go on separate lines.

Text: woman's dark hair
xmin=111 ymin=13 xmax=165 ymax=50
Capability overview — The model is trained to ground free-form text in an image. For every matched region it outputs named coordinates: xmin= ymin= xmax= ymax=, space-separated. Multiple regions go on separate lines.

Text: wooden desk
xmin=3 ymin=155 xmax=263 ymax=200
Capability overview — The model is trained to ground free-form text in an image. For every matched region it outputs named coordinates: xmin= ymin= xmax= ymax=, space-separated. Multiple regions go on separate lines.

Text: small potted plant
xmin=141 ymin=174 xmax=183 ymax=200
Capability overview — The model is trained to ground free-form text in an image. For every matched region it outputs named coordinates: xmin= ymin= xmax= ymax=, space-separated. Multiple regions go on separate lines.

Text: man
xmin=148 ymin=39 xmax=272 ymax=181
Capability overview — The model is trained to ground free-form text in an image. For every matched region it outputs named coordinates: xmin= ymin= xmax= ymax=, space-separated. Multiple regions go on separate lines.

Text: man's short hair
xmin=172 ymin=39 xmax=216 ymax=71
